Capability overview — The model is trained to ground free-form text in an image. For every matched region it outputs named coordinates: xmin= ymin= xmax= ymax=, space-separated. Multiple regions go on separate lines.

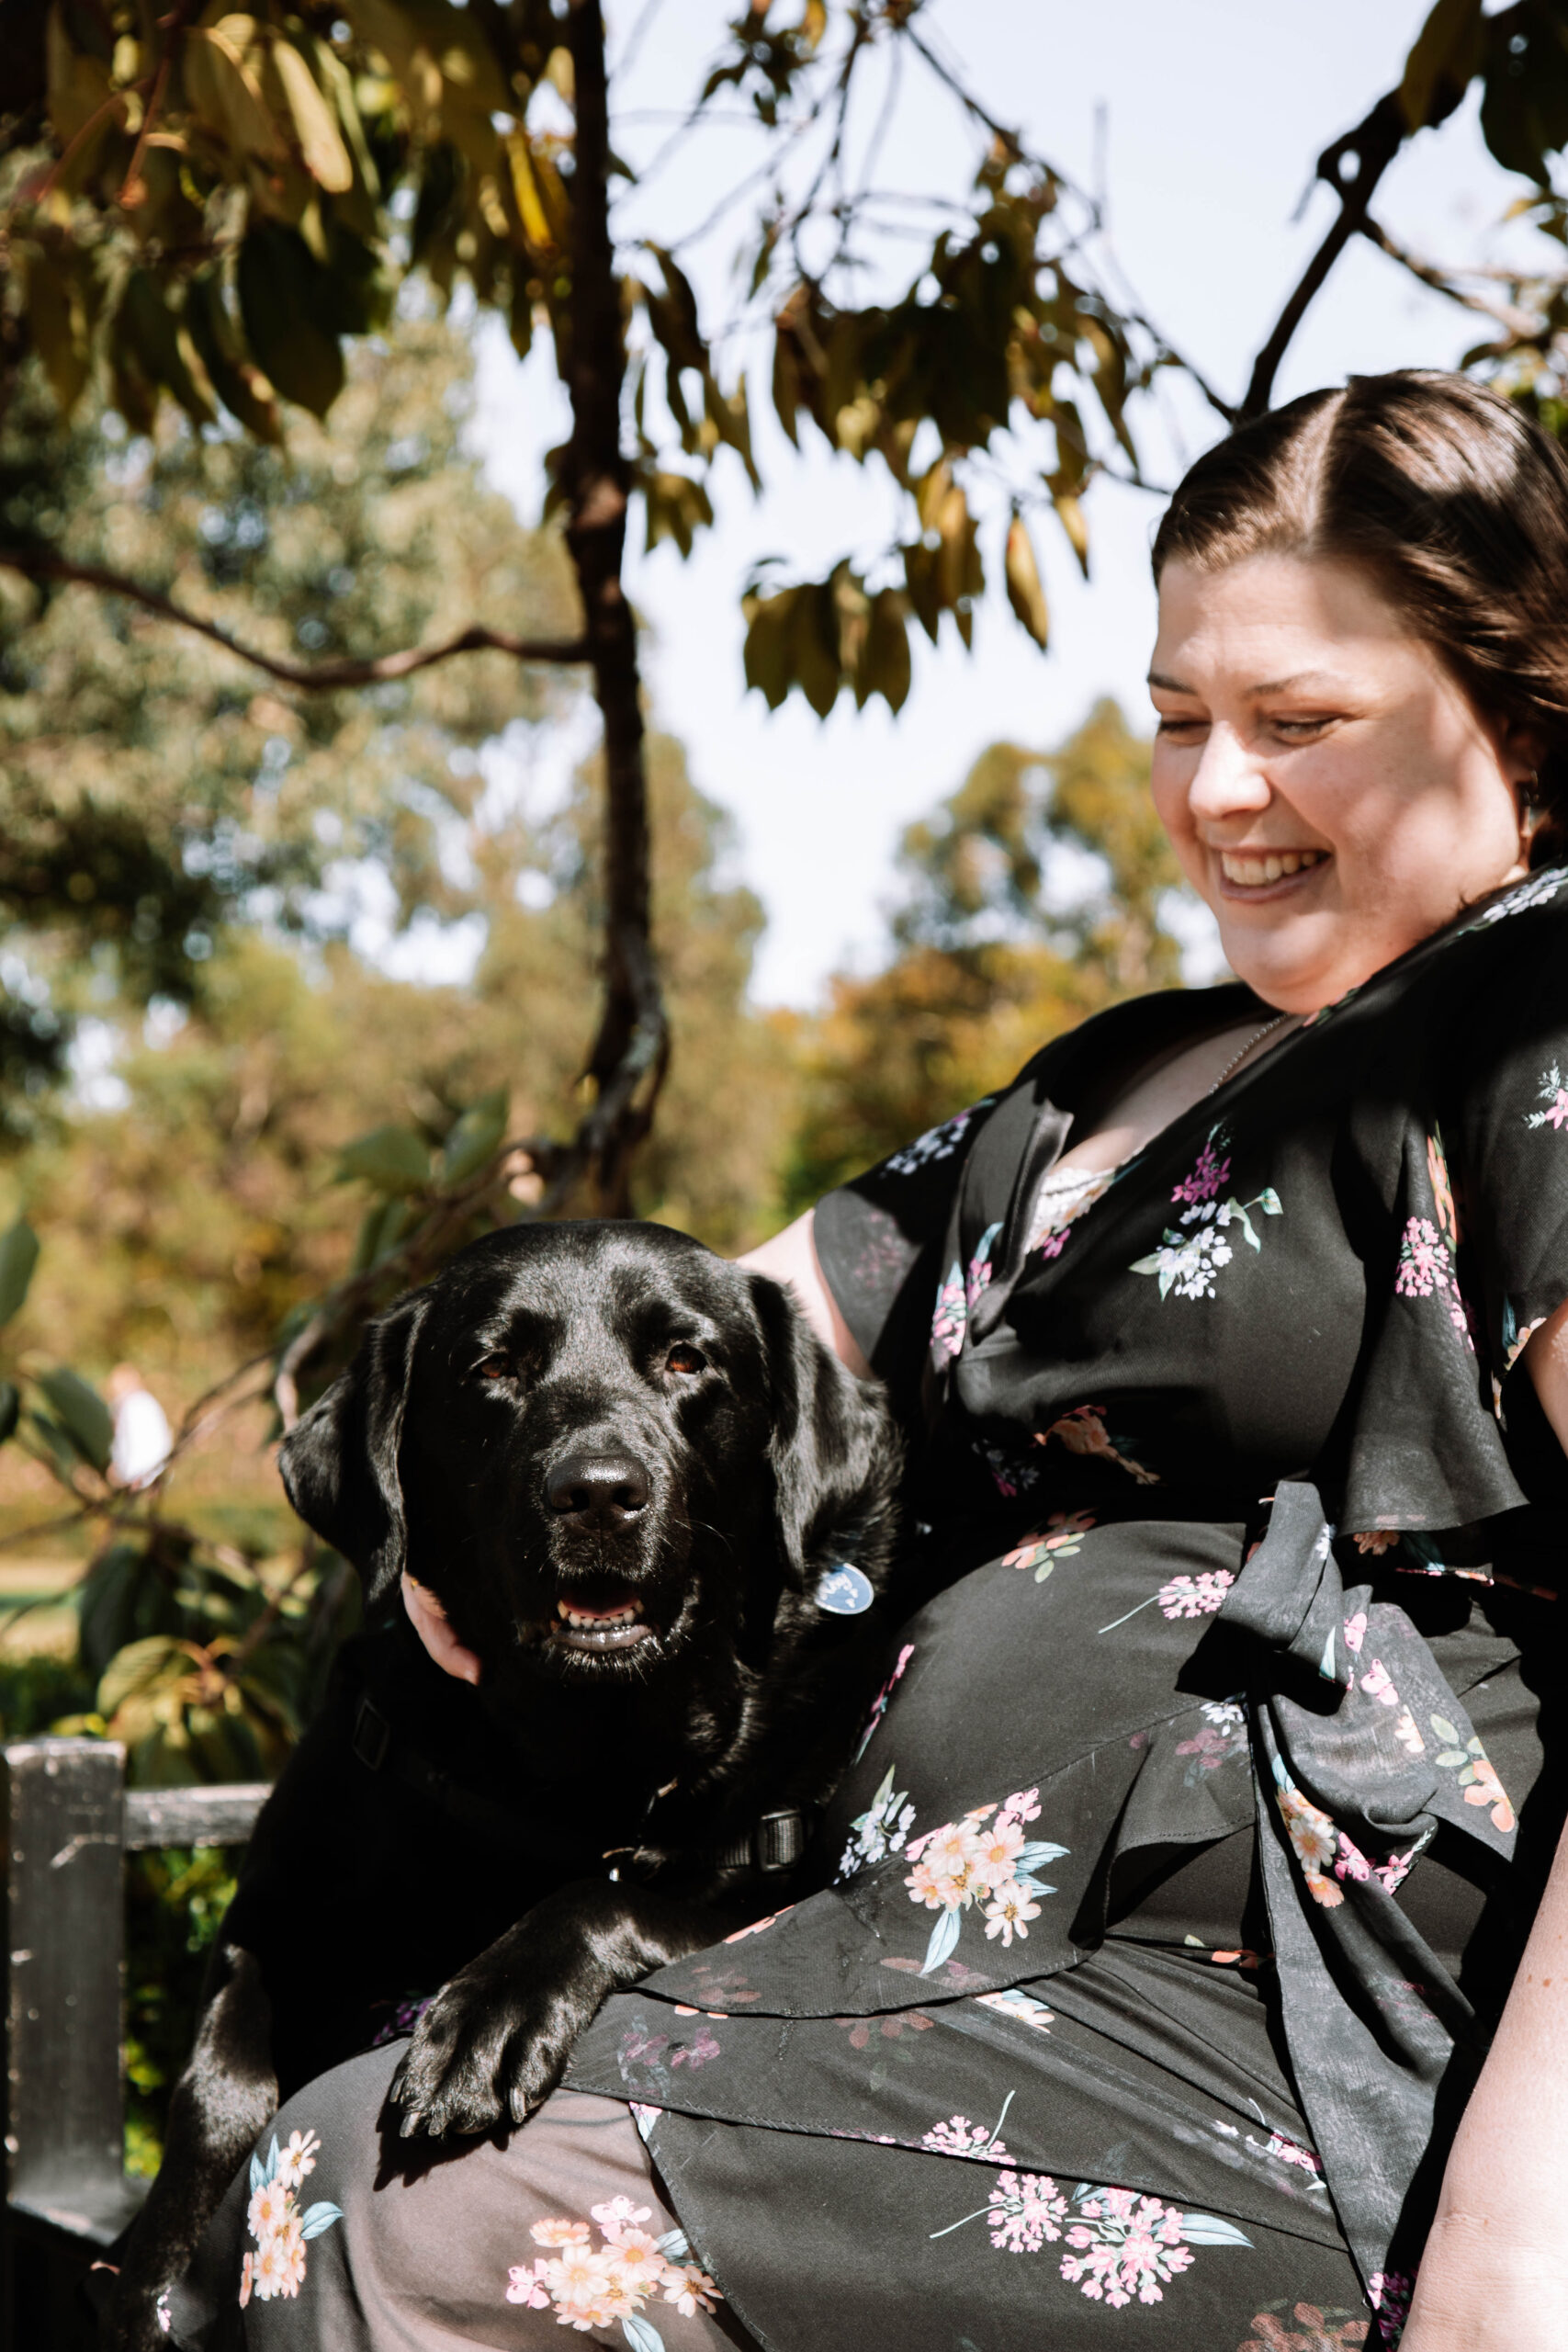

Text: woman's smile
xmin=1213 ymin=845 xmax=1330 ymax=898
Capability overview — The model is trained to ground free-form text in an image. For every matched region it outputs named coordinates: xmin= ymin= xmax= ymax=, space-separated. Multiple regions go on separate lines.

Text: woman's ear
xmin=747 ymin=1270 xmax=902 ymax=1595
xmin=277 ymin=1291 xmax=431 ymax=1606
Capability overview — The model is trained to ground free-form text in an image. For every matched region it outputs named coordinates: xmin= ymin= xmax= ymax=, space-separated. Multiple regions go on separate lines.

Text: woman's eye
xmin=665 ymin=1344 xmax=707 ymax=1376
xmin=1156 ymin=716 xmax=1206 ymax=737
xmin=1269 ymin=715 xmax=1335 ymax=740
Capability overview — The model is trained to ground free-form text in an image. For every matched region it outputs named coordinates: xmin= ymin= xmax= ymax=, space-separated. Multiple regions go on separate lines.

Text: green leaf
xmin=334 ymin=1125 xmax=431 ymax=1195
xmin=1430 ymin=1714 xmax=1461 ymax=1746
xmin=272 ymin=39 xmax=354 ymax=194
xmin=860 ymin=590 xmax=911 ymax=716
xmin=237 ymin=221 xmax=344 ymax=418
xmin=441 ymin=1088 xmax=510 ymax=1183
xmin=114 ymin=270 xmax=218 ymax=430
xmin=1400 ymin=0 xmax=1483 ymax=132
xmin=0 ymin=1219 xmax=40 ymax=1328
xmin=184 ymin=268 xmax=282 ymax=445
xmin=36 ymin=1366 xmax=113 ymax=1472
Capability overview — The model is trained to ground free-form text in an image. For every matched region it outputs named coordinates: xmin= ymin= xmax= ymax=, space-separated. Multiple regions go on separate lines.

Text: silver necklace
xmin=1208 ymin=1012 xmax=1292 ymax=1096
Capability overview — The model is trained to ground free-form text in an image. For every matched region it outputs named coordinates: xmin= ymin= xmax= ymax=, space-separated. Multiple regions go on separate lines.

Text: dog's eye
xmin=664 ymin=1344 xmax=706 ymax=1376
xmin=472 ymin=1352 xmax=513 ymax=1383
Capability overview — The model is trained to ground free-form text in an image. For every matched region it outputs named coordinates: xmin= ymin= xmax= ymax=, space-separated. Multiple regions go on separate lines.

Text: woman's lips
xmin=1214 ymin=846 xmax=1330 ymax=901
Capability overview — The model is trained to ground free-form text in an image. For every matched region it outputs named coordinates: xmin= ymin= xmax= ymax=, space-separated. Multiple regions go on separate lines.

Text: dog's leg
xmin=390 ymin=1881 xmax=724 ymax=2139
xmin=103 ymin=1944 xmax=276 ymax=2352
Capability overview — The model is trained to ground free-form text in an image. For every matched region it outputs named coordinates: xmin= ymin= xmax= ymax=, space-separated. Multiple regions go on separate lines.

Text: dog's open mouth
xmin=548 ymin=1586 xmax=656 ymax=1655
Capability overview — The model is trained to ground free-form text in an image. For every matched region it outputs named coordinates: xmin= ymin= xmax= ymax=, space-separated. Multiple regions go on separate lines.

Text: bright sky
xmin=468 ymin=0 xmax=1545 ymax=1006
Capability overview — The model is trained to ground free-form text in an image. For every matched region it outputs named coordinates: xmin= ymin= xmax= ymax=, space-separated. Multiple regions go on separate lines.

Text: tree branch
xmin=1240 ymin=93 xmax=1407 ymax=423
xmin=1358 ymin=216 xmax=1547 ymax=344
xmin=0 ymin=548 xmax=591 ymax=685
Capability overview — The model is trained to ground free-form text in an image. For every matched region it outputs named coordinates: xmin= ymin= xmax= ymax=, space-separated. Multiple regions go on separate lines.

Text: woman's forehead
xmin=1151 ymin=551 xmax=1429 ymax=688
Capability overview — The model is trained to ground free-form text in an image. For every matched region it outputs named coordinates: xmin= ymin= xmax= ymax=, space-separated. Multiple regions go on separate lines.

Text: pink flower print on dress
xmin=1393 ymin=1708 xmax=1425 ymax=1757
xmin=1056 ymin=2185 xmax=1248 ymax=2307
xmin=1359 ymin=1658 xmax=1398 ymax=1707
xmin=1526 ymin=1062 xmax=1568 ymax=1132
xmin=1350 ymin=1531 xmax=1401 ymax=1557
xmin=1160 ymin=1569 xmax=1235 ymax=1619
xmin=1343 ymin=1611 xmax=1368 ymax=1654
xmin=1001 ymin=1512 xmax=1096 ymax=1581
xmin=238 ymin=2128 xmax=343 ymax=2310
xmin=1036 ymin=1404 xmax=1160 ymax=1485
xmin=511 ymin=2207 xmax=723 ymax=2331
xmin=1394 ymin=1217 xmax=1449 ymax=1298
xmin=1368 ymin=2267 xmax=1416 ymax=2346
xmin=966 ymin=1222 xmax=1003 ymax=1315
xmin=852 ymin=1642 xmax=914 ymax=1761
xmin=922 ymin=2094 xmax=1014 ymax=2162
xmin=903 ymin=1795 xmax=1066 ymax=1974
xmin=1237 ymin=2301 xmax=1371 ymax=2349
xmin=1171 ymin=1139 xmax=1232 ymax=1206
xmin=983 ymin=2169 xmax=1069 ymax=2252
xmin=1429 ymin=1716 xmax=1516 ymax=1833
xmin=931 ymin=1262 xmax=966 ymax=1360
xmin=1270 ymin=1760 xmax=1345 ymax=1909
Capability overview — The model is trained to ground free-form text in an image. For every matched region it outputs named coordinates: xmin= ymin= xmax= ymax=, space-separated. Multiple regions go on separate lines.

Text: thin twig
xmin=1240 ymin=94 xmax=1406 ymax=421
xmin=117 ymin=0 xmax=198 ymax=209
xmin=1359 ymin=217 xmax=1545 ymax=342
xmin=0 ymin=549 xmax=591 ymax=687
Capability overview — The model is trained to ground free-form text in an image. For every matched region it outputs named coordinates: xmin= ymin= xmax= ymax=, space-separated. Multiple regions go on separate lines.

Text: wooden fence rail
xmin=1 ymin=1736 xmax=268 ymax=2350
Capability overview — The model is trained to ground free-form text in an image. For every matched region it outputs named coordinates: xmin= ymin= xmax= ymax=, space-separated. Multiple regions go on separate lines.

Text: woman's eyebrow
xmin=1145 ymin=667 xmax=1349 ymax=696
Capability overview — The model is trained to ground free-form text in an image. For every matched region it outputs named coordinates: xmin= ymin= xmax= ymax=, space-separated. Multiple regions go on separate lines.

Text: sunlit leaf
xmin=1004 ymin=514 xmax=1050 ymax=650
xmin=271 ymin=40 xmax=355 ymax=194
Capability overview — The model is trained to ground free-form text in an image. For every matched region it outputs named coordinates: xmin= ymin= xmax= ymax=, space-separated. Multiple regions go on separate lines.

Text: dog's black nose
xmin=546 ymin=1449 xmax=652 ymax=1521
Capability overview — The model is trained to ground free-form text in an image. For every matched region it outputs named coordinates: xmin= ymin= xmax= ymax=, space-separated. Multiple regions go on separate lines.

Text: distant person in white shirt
xmin=106 ymin=1364 xmax=172 ymax=1489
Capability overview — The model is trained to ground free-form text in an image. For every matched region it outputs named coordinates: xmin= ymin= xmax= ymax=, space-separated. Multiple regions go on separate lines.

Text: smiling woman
xmin=164 ymin=379 xmax=1568 ymax=2352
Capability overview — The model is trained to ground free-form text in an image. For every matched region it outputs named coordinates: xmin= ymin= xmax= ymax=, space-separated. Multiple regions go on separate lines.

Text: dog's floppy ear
xmin=747 ymin=1272 xmax=901 ymax=1592
xmin=277 ymin=1290 xmax=431 ymax=1605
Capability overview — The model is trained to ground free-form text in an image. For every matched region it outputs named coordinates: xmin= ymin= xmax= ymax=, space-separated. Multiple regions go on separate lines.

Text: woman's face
xmin=1148 ymin=551 xmax=1533 ymax=1012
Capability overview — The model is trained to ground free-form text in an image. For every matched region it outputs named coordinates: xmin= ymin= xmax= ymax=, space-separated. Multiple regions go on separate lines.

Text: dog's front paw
xmin=389 ymin=1959 xmax=590 ymax=2138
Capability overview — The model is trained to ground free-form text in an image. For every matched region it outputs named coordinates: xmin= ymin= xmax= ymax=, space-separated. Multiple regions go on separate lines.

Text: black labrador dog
xmin=107 ymin=1219 xmax=900 ymax=2349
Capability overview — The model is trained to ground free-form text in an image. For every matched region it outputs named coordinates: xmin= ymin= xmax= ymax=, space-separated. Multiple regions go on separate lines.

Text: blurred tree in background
xmin=784 ymin=699 xmax=1190 ymax=1205
xmin=7 ymin=0 xmax=1568 ymax=2176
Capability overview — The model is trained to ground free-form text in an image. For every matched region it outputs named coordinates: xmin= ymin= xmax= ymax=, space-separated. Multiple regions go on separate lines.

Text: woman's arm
xmin=1400 ymin=1306 xmax=1568 ymax=2347
xmin=739 ymin=1210 xmax=871 ymax=1377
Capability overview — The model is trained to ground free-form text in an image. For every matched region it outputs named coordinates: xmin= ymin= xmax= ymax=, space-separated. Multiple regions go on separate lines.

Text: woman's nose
xmin=1186 ymin=722 xmax=1271 ymax=822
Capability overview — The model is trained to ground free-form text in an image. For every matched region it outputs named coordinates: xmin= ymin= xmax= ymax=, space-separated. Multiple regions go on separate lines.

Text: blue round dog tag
xmin=815 ymin=1564 xmax=874 ymax=1615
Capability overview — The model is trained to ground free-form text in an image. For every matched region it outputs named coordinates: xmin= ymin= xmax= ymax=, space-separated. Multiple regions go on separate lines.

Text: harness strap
xmin=353 ymin=1694 xmax=809 ymax=1881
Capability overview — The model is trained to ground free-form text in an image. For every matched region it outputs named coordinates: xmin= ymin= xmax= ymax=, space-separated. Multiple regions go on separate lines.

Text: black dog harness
xmin=353 ymin=1692 xmax=808 ymax=1880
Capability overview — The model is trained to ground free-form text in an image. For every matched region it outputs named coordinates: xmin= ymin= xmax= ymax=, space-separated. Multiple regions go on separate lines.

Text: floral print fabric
xmin=573 ymin=875 xmax=1568 ymax=2348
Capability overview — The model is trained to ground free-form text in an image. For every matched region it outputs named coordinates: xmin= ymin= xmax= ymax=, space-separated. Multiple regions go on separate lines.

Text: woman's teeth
xmin=1219 ymin=849 xmax=1326 ymax=887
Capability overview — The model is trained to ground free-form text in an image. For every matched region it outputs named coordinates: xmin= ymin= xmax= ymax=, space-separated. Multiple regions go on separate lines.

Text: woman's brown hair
xmin=1151 ymin=372 xmax=1568 ymax=868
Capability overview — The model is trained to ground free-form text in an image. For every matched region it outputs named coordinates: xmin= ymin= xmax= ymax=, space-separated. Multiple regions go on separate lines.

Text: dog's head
xmin=278 ymin=1221 xmax=899 ymax=1690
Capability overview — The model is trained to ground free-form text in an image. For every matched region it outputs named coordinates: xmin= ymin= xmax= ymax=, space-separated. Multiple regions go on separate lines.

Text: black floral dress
xmin=558 ymin=865 xmax=1568 ymax=2351
xmin=169 ymin=869 xmax=1568 ymax=2352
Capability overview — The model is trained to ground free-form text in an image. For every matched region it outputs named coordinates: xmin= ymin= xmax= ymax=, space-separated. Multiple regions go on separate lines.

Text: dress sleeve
xmin=812 ymin=1098 xmax=998 ymax=1419
xmin=1451 ymin=891 xmax=1568 ymax=1418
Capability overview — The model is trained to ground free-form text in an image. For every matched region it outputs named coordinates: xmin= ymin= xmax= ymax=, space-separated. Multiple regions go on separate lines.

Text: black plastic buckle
xmin=353 ymin=1694 xmax=391 ymax=1772
xmin=753 ymin=1808 xmax=804 ymax=1874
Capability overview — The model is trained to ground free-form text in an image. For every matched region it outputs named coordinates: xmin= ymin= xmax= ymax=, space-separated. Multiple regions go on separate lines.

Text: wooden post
xmin=2 ymin=1738 xmax=141 ymax=2244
